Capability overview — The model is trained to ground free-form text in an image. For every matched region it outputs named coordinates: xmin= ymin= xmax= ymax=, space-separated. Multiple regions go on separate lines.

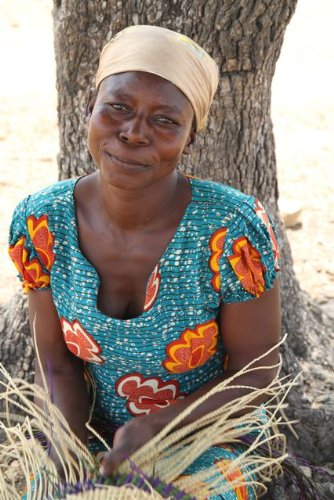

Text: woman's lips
xmin=106 ymin=151 xmax=149 ymax=169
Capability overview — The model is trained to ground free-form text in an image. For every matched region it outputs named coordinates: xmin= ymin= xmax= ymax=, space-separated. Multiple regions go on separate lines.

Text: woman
xmin=8 ymin=25 xmax=281 ymax=498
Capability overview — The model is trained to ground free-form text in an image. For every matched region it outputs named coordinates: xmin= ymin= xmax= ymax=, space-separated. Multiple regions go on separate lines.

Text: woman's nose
xmin=119 ymin=116 xmax=150 ymax=145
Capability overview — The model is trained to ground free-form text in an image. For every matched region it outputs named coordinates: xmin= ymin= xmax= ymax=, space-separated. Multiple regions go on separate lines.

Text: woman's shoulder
xmin=9 ymin=178 xmax=78 ymax=246
xmin=8 ymin=179 xmax=79 ymax=293
xmin=189 ymin=177 xmax=280 ymax=302
xmin=21 ymin=177 xmax=78 ymax=215
xmin=189 ymin=176 xmax=256 ymax=219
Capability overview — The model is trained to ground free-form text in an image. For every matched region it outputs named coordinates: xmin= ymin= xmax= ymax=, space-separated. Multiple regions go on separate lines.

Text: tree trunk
xmin=1 ymin=0 xmax=333 ymax=470
xmin=0 ymin=293 xmax=32 ymax=382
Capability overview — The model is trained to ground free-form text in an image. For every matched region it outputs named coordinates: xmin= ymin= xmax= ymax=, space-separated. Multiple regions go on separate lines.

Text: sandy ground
xmin=1 ymin=0 xmax=334 ymax=320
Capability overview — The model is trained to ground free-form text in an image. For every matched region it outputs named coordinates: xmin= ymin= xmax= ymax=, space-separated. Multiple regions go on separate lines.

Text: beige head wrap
xmin=96 ymin=25 xmax=219 ymax=131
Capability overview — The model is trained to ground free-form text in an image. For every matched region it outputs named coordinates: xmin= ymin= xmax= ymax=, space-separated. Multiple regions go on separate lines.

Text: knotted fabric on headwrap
xmin=95 ymin=25 xmax=219 ymax=131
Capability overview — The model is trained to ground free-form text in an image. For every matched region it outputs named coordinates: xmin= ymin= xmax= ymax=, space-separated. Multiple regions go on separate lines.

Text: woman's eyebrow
xmin=153 ymin=104 xmax=183 ymax=114
xmin=101 ymin=91 xmax=133 ymax=101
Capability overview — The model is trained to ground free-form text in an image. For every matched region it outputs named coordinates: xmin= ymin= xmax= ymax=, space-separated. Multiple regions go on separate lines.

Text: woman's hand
xmin=100 ymin=415 xmax=160 ymax=476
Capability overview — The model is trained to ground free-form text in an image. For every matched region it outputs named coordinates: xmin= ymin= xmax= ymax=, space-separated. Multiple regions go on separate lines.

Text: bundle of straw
xmin=0 ymin=340 xmax=298 ymax=499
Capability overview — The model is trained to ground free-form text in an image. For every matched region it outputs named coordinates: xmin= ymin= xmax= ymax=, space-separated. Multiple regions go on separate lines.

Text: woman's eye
xmin=108 ymin=103 xmax=128 ymax=112
xmin=155 ymin=116 xmax=175 ymax=125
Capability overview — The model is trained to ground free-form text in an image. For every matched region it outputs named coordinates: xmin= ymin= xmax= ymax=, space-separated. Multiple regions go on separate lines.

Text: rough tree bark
xmin=1 ymin=0 xmax=333 ymax=476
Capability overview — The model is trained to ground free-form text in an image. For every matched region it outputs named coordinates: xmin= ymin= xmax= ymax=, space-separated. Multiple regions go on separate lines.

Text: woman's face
xmin=87 ymin=71 xmax=195 ymax=191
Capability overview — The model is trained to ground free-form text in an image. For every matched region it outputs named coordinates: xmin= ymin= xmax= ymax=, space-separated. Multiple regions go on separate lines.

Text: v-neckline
xmin=69 ymin=175 xmax=195 ymax=323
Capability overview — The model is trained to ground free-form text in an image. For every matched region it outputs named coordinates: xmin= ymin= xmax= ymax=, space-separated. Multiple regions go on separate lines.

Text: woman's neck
xmin=94 ymin=170 xmax=189 ymax=232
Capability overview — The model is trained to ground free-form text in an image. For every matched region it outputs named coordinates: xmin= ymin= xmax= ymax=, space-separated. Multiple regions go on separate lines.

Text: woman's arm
xmin=101 ymin=279 xmax=281 ymax=474
xmin=28 ymin=290 xmax=89 ymax=447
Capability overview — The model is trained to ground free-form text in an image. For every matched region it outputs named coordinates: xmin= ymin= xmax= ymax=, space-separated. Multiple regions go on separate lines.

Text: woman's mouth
xmin=106 ymin=152 xmax=149 ymax=170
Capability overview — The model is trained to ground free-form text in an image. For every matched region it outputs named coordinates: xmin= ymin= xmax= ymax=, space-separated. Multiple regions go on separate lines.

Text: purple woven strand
xmin=162 ymin=483 xmax=174 ymax=495
xmin=125 ymin=472 xmax=134 ymax=484
xmin=174 ymin=491 xmax=188 ymax=500
xmin=150 ymin=477 xmax=162 ymax=489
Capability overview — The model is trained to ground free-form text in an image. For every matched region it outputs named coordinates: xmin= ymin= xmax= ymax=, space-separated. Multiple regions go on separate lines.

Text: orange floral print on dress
xmin=162 ymin=320 xmax=219 ymax=373
xmin=115 ymin=372 xmax=185 ymax=416
xmin=60 ymin=318 xmax=104 ymax=365
xmin=228 ymin=236 xmax=266 ymax=297
xmin=143 ymin=264 xmax=161 ymax=312
xmin=8 ymin=236 xmax=51 ymax=293
xmin=27 ymin=214 xmax=55 ymax=270
xmin=214 ymin=458 xmax=248 ymax=499
xmin=254 ymin=199 xmax=280 ymax=271
xmin=208 ymin=228 xmax=228 ymax=292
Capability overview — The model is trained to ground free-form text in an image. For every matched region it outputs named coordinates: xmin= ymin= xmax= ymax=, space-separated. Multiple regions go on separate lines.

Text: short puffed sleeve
xmin=8 ymin=196 xmax=55 ymax=293
xmin=210 ymin=198 xmax=280 ymax=303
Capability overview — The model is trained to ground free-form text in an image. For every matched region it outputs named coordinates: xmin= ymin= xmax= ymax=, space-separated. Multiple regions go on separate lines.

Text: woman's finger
xmin=99 ymin=447 xmax=129 ymax=476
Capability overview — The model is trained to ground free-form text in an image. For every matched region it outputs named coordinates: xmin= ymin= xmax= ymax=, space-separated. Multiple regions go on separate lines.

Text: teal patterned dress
xmin=9 ymin=175 xmax=280 ymax=499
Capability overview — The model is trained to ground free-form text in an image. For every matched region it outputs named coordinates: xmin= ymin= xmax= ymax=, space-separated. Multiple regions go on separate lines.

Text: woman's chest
xmin=52 ymin=236 xmax=219 ymax=316
xmin=78 ymin=225 xmax=183 ymax=319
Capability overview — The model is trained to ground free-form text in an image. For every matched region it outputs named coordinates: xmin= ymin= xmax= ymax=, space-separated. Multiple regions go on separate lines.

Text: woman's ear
xmin=85 ymin=88 xmax=98 ymax=118
xmin=183 ymin=130 xmax=197 ymax=156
